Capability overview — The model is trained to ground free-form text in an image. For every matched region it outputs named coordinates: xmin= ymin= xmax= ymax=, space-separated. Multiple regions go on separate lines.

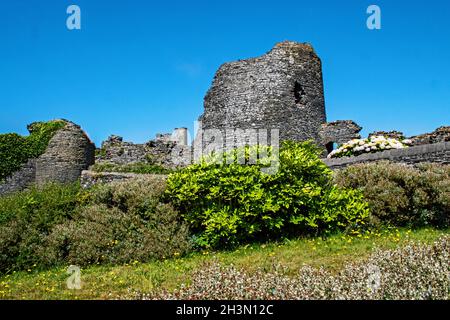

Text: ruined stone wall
xmin=319 ymin=120 xmax=362 ymax=153
xmin=0 ymin=160 xmax=37 ymax=195
xmin=323 ymin=142 xmax=450 ymax=170
xmin=368 ymin=130 xmax=405 ymax=140
xmin=0 ymin=120 xmax=95 ymax=195
xmin=195 ymin=41 xmax=363 ymax=156
xmin=80 ymin=170 xmax=167 ymax=189
xmin=197 ymin=41 xmax=327 ymax=151
xmin=97 ymin=135 xmax=147 ymax=165
xmin=409 ymin=126 xmax=450 ymax=146
xmin=96 ymin=134 xmax=192 ymax=169
xmin=35 ymin=121 xmax=95 ymax=185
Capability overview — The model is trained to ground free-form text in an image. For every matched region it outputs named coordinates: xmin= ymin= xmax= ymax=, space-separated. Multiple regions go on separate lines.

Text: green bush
xmin=0 ymin=183 xmax=84 ymax=272
xmin=166 ymin=141 xmax=369 ymax=248
xmin=0 ymin=177 xmax=191 ymax=272
xmin=0 ymin=120 xmax=66 ymax=181
xmin=334 ymin=161 xmax=450 ymax=228
xmin=41 ymin=177 xmax=191 ymax=267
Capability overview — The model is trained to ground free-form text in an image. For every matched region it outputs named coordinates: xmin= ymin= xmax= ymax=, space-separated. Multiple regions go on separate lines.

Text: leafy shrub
xmin=334 ymin=161 xmax=450 ymax=228
xmin=0 ymin=134 xmax=28 ymax=182
xmin=90 ymin=162 xmax=172 ymax=174
xmin=0 ymin=177 xmax=191 ymax=272
xmin=0 ymin=120 xmax=66 ymax=181
xmin=145 ymin=236 xmax=450 ymax=300
xmin=0 ymin=183 xmax=84 ymax=272
xmin=39 ymin=176 xmax=191 ymax=268
xmin=166 ymin=141 xmax=369 ymax=248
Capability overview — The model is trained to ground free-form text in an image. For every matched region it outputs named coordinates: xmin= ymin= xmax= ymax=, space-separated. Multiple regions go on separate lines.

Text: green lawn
xmin=0 ymin=227 xmax=448 ymax=300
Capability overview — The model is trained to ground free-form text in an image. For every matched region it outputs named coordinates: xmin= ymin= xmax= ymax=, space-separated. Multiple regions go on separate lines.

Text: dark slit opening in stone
xmin=325 ymin=142 xmax=335 ymax=154
xmin=293 ymin=81 xmax=306 ymax=104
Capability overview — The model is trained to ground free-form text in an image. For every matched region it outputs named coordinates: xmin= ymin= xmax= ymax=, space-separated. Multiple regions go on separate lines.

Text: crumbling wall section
xmin=0 ymin=120 xmax=95 ymax=195
xmin=0 ymin=160 xmax=37 ymax=195
xmin=323 ymin=142 xmax=450 ymax=170
xmin=197 ymin=41 xmax=327 ymax=152
xmin=409 ymin=126 xmax=450 ymax=146
xmin=35 ymin=121 xmax=95 ymax=185
xmin=96 ymin=133 xmax=192 ymax=169
xmin=320 ymin=120 xmax=362 ymax=153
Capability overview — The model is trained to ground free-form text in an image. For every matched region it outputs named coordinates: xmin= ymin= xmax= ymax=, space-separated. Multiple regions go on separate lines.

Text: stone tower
xmin=0 ymin=120 xmax=95 ymax=195
xmin=195 ymin=41 xmax=361 ymax=155
xmin=198 ymin=41 xmax=326 ymax=148
xmin=35 ymin=120 xmax=95 ymax=185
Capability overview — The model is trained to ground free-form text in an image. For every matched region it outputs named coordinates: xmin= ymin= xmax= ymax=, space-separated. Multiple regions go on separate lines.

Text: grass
xmin=0 ymin=227 xmax=448 ymax=300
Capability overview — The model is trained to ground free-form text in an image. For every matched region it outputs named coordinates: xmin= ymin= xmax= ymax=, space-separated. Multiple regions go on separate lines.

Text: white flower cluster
xmin=328 ymin=136 xmax=412 ymax=159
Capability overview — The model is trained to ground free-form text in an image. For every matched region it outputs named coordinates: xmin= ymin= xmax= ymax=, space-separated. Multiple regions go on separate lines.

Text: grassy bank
xmin=0 ymin=227 xmax=447 ymax=300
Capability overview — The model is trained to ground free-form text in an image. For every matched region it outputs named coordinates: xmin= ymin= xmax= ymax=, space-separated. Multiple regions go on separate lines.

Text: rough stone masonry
xmin=2 ymin=41 xmax=449 ymax=194
xmin=196 ymin=41 xmax=362 ymax=154
xmin=0 ymin=120 xmax=95 ymax=195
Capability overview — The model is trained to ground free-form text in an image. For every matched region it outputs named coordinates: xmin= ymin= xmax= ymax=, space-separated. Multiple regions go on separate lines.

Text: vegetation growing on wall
xmin=0 ymin=120 xmax=66 ymax=181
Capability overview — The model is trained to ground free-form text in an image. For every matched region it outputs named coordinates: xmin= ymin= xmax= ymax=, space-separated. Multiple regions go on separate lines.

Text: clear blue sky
xmin=1 ymin=0 xmax=449 ymax=146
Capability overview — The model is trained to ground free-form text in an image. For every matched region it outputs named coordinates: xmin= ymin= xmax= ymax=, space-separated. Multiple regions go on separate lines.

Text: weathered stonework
xmin=368 ymin=130 xmax=405 ymax=140
xmin=195 ymin=41 xmax=361 ymax=154
xmin=35 ymin=121 xmax=95 ymax=185
xmin=320 ymin=121 xmax=362 ymax=153
xmin=2 ymin=41 xmax=448 ymax=193
xmin=96 ymin=132 xmax=191 ymax=169
xmin=409 ymin=126 xmax=450 ymax=146
xmin=80 ymin=170 xmax=166 ymax=189
xmin=0 ymin=120 xmax=95 ymax=195
xmin=198 ymin=41 xmax=324 ymax=144
xmin=0 ymin=160 xmax=37 ymax=195
xmin=97 ymin=135 xmax=147 ymax=165
xmin=323 ymin=141 xmax=450 ymax=170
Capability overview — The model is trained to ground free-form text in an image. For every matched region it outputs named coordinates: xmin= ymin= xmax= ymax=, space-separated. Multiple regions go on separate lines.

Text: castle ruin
xmin=0 ymin=120 xmax=95 ymax=195
xmin=196 ymin=41 xmax=362 ymax=154
xmin=0 ymin=41 xmax=449 ymax=194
